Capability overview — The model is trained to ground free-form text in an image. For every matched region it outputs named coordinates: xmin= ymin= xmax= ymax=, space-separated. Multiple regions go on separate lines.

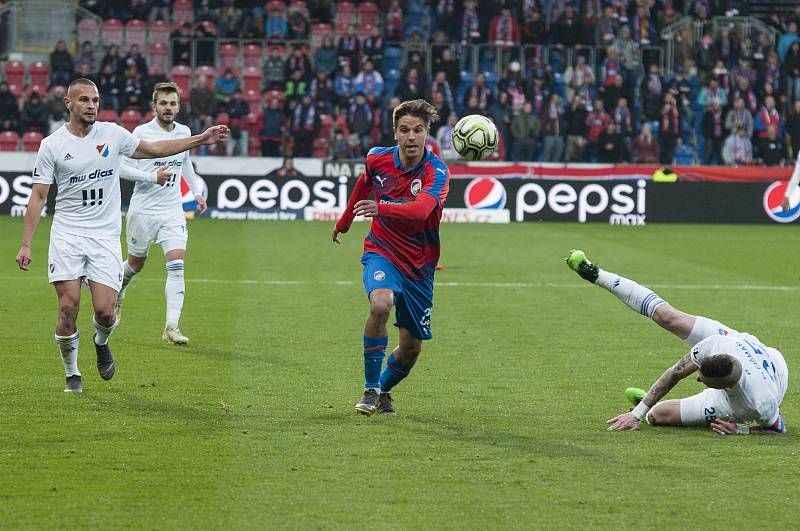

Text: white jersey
xmin=690 ymin=333 xmax=788 ymax=427
xmin=32 ymin=121 xmax=140 ymax=239
xmin=124 ymin=119 xmax=198 ymax=217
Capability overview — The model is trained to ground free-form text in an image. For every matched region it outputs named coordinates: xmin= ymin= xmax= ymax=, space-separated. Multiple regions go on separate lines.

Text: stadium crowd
xmin=2 ymin=0 xmax=800 ymax=166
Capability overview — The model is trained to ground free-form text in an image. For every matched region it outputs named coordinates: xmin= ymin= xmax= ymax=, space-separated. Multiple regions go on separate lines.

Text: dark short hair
xmin=392 ymin=99 xmax=439 ymax=131
xmin=700 ymin=354 xmax=735 ymax=379
xmin=68 ymin=77 xmax=97 ymax=91
xmin=152 ymin=81 xmax=180 ymax=102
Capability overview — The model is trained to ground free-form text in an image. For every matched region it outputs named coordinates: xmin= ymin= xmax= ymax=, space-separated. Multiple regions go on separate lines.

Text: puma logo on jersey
xmin=96 ymin=144 xmax=110 ymax=157
xmin=64 ymin=153 xmax=74 ymax=160
xmin=375 ymin=175 xmax=387 ymax=187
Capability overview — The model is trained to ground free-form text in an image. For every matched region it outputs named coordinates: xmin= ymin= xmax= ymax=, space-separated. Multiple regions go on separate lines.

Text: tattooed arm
xmin=607 ymin=352 xmax=697 ymax=431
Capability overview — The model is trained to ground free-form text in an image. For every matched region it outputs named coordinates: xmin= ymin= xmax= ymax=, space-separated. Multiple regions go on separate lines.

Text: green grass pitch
xmin=0 ymin=217 xmax=798 ymax=529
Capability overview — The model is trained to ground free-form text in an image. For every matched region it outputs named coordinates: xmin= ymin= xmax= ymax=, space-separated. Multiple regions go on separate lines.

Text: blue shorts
xmin=361 ymin=252 xmax=434 ymax=340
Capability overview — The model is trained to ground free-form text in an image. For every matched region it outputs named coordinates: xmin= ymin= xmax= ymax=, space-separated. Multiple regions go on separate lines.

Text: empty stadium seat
xmin=121 ymin=109 xmax=142 ymax=132
xmin=173 ymin=0 xmax=194 ymax=24
xmin=358 ymin=2 xmax=379 ymax=28
xmin=125 ymin=19 xmax=147 ymax=49
xmin=312 ymin=137 xmax=330 ymax=159
xmin=77 ymin=18 xmax=101 ymax=45
xmin=195 ymin=65 xmax=217 ymax=83
xmin=102 ymin=19 xmax=124 ymax=48
xmin=220 ymin=43 xmax=239 ymax=71
xmin=289 ymin=0 xmax=309 ymax=18
xmin=383 ymin=46 xmax=403 ymax=71
xmin=216 ymin=112 xmax=230 ymax=126
xmin=25 ymin=84 xmax=45 ymax=98
xmin=148 ymin=42 xmax=168 ymax=73
xmin=244 ymin=89 xmax=261 ymax=108
xmin=148 ymin=19 xmax=171 ymax=45
xmin=170 ymin=65 xmax=192 ymax=102
xmin=143 ymin=110 xmax=155 ymax=122
xmin=248 ymin=136 xmax=261 ymax=156
xmin=27 ymin=62 xmax=49 ymax=87
xmin=310 ymin=23 xmax=333 ymax=52
xmin=4 ymin=61 xmax=24 ymax=86
xmin=242 ymin=66 xmax=262 ymax=94
xmin=98 ymin=109 xmax=119 ymax=123
xmin=0 ymin=131 xmax=19 ymax=151
xmin=243 ymin=43 xmax=263 ymax=69
xmin=335 ymin=2 xmax=357 ymax=32
xmin=22 ymin=131 xmax=43 ymax=152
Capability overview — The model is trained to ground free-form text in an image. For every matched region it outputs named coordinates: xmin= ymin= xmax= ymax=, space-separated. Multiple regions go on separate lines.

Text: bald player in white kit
xmin=15 ymin=78 xmax=228 ymax=393
xmin=566 ymin=250 xmax=788 ymax=436
xmin=116 ymin=82 xmax=206 ymax=345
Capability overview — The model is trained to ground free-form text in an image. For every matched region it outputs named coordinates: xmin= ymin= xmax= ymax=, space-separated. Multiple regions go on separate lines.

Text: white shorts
xmin=679 ymin=388 xmax=734 ymax=426
xmin=48 ymin=231 xmax=123 ymax=291
xmin=125 ymin=212 xmax=187 ymax=257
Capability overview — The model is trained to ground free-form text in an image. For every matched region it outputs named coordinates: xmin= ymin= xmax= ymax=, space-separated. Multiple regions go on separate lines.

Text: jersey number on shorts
xmin=81 ymin=188 xmax=103 ymax=206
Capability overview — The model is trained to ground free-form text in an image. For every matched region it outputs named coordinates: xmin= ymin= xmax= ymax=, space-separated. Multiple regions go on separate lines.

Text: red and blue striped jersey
xmin=361 ymin=145 xmax=450 ymax=280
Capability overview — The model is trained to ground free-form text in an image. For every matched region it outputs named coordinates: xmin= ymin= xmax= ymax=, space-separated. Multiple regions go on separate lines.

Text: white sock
xmin=165 ymin=259 xmax=185 ymax=329
xmin=119 ymin=261 xmax=137 ymax=296
xmin=595 ymin=269 xmax=665 ymax=318
xmin=55 ymin=332 xmax=80 ymax=377
xmin=93 ymin=315 xmax=116 ymax=346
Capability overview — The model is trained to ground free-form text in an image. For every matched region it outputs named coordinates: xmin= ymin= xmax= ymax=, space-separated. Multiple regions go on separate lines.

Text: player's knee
xmin=647 ymin=404 xmax=678 ymax=426
xmin=368 ymin=295 xmax=393 ymax=322
xmin=94 ymin=307 xmax=116 ymax=326
xmin=58 ymin=302 xmax=79 ymax=325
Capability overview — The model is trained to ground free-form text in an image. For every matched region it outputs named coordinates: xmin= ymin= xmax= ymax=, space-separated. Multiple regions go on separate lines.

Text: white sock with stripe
xmin=595 ymin=269 xmax=665 ymax=318
xmin=93 ymin=315 xmax=116 ymax=346
xmin=165 ymin=259 xmax=185 ymax=329
xmin=55 ymin=332 xmax=80 ymax=377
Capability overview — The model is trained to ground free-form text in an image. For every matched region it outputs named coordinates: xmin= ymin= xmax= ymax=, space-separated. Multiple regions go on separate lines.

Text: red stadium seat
xmin=27 ymin=62 xmax=49 ymax=87
xmin=358 ymin=2 xmax=379 ymax=28
xmin=143 ymin=110 xmax=155 ymax=123
xmin=248 ymin=136 xmax=261 ymax=156
xmin=121 ymin=109 xmax=143 ymax=132
xmin=310 ymin=23 xmax=333 ymax=52
xmin=244 ymin=112 xmax=259 ymax=136
xmin=200 ymin=20 xmax=217 ymax=35
xmin=0 ymin=131 xmax=20 ymax=151
xmin=335 ymin=2 xmax=358 ymax=32
xmin=4 ymin=61 xmax=24 ymax=87
xmin=244 ymin=89 xmax=261 ymax=109
xmin=170 ymin=65 xmax=192 ymax=102
xmin=220 ymin=43 xmax=239 ymax=71
xmin=216 ymin=112 xmax=230 ymax=126
xmin=22 ymin=131 xmax=43 ymax=152
xmin=266 ymin=0 xmax=286 ymax=12
xmin=195 ymin=65 xmax=216 ymax=84
xmin=319 ymin=114 xmax=333 ymax=139
xmin=25 ymin=84 xmax=45 ymax=98
xmin=173 ymin=0 xmax=194 ymax=25
xmin=335 ymin=114 xmax=349 ymax=137
xmin=102 ymin=19 xmax=124 ymax=48
xmin=125 ymin=19 xmax=147 ymax=50
xmin=98 ymin=109 xmax=119 ymax=123
xmin=243 ymin=43 xmax=263 ymax=69
xmin=148 ymin=20 xmax=171 ymax=45
xmin=312 ymin=137 xmax=330 ymax=159
xmin=148 ymin=42 xmax=168 ymax=73
xmin=77 ymin=18 xmax=101 ymax=45
xmin=242 ymin=66 xmax=262 ymax=94
xmin=290 ymin=0 xmax=309 ymax=19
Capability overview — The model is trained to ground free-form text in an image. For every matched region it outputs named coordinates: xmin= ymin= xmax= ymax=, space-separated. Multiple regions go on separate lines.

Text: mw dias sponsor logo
xmin=465 ymin=177 xmax=507 ymax=209
xmin=96 ymin=143 xmax=110 ymax=157
xmin=763 ymin=181 xmax=800 ymax=223
xmin=68 ymin=168 xmax=114 ymax=184
xmin=181 ymin=175 xmax=208 ymax=211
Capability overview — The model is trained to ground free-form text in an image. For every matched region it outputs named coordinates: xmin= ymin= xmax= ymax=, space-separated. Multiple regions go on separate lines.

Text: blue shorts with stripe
xmin=361 ymin=252 xmax=433 ymax=340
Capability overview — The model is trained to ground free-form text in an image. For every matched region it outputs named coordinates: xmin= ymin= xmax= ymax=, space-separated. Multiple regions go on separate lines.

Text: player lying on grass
xmin=566 ymin=250 xmax=787 ymax=435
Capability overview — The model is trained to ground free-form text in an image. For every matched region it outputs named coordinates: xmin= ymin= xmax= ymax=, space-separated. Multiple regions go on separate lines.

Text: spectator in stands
xmin=286 ymin=44 xmax=313 ymax=82
xmin=97 ymin=63 xmax=125 ymax=113
xmin=596 ymin=5 xmax=618 ymax=44
xmin=226 ymin=89 xmax=251 ymax=157
xmin=0 ymin=81 xmax=20 ymax=133
xmin=50 ymin=40 xmax=74 ymax=87
xmin=385 ymin=0 xmax=404 ymax=41
xmin=143 ymin=66 xmax=169 ymax=103
xmin=701 ymin=101 xmax=726 ymax=165
xmin=287 ymin=5 xmax=309 ymax=40
xmin=377 ymin=97 xmax=400 ymax=146
xmin=268 ymin=157 xmax=304 ymax=178
xmin=698 ymin=78 xmax=727 ymax=112
xmin=640 ymin=63 xmax=664 ymax=122
xmin=463 ymin=72 xmax=493 ymax=114
xmin=521 ymin=8 xmax=546 ymax=45
xmin=354 ymin=61 xmax=384 ymax=106
xmin=630 ymin=5 xmax=653 ymax=45
xmin=262 ymin=47 xmax=287 ymax=90
xmin=20 ymin=92 xmax=49 ymax=134
xmin=553 ymin=4 xmax=582 ymax=47
xmin=334 ymin=63 xmax=355 ymax=111
xmin=430 ymin=70 xmax=455 ymax=112
xmin=778 ymin=21 xmax=800 ymax=62
xmin=723 ymin=124 xmax=753 ymax=165
xmin=462 ymin=93 xmax=484 ymax=116
xmin=218 ymin=4 xmax=243 ymax=39
xmin=285 ymin=69 xmax=308 ymax=108
xmin=363 ymin=25 xmax=385 ymax=74
xmin=694 ymin=34 xmax=718 ymax=83
xmin=190 ymin=75 xmax=215 ymax=131
xmin=511 ymin=101 xmax=540 ymax=161
xmin=541 ymin=94 xmax=565 ymax=162
xmin=265 ymin=3 xmax=288 ymax=38
xmin=338 ymin=25 xmax=362 ymax=75
xmin=45 ymin=85 xmax=68 ymax=134
xmin=600 ymin=74 xmax=627 ymax=115
xmin=755 ymin=95 xmax=781 ymax=139
xmin=617 ymin=25 xmax=641 ymax=89
xmin=258 ymin=96 xmax=285 ymax=157
xmin=633 ymin=122 xmax=659 ymax=163
xmin=429 ymin=91 xmax=451 ymax=137
xmin=432 ymin=48 xmax=460 ymax=90
xmin=732 ymin=57 xmax=758 ymax=89
xmin=123 ymin=67 xmax=146 ymax=112
xmin=659 ymin=93 xmax=680 ymax=164
xmin=764 ymin=50 xmax=783 ymax=99
xmin=731 ymin=77 xmax=758 ymax=115
xmin=759 ymin=125 xmax=787 ymax=166
xmin=786 ymin=100 xmax=800 ymax=158
xmin=436 ymin=114 xmax=458 ymax=160
xmin=600 ymin=46 xmax=622 ymax=87
xmin=402 ymin=50 xmax=429 ymax=88
xmin=489 ymin=7 xmax=521 ymax=67
xmin=290 ymin=93 xmax=319 ymax=157
xmin=395 ymin=67 xmax=422 ymax=103
xmin=565 ymin=95 xmax=588 ymax=162
xmin=460 ymin=0 xmax=481 ymax=45
xmin=310 ymin=70 xmax=335 ymax=114
xmin=75 ymin=41 xmax=97 ymax=74
xmin=585 ymin=98 xmax=610 ymax=160
xmin=489 ymin=90 xmax=513 ymax=160
xmin=149 ymin=0 xmax=171 ymax=22
xmin=613 ymin=97 xmax=634 ymax=160
xmin=783 ymin=41 xmax=800 ymax=106
xmin=193 ymin=22 xmax=217 ymax=66
xmin=171 ymin=23 xmax=193 ymax=66
xmin=597 ymin=121 xmax=623 ymax=163
xmin=564 ymin=54 xmax=595 ymax=105
xmin=347 ymin=92 xmax=373 ymax=154
xmin=314 ymin=36 xmax=338 ymax=76
xmin=214 ymin=68 xmax=239 ymax=102
xmin=100 ymin=44 xmax=124 ymax=77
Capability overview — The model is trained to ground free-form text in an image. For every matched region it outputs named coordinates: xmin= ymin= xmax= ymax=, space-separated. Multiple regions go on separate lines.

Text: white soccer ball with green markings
xmin=451 ymin=114 xmax=498 ymax=161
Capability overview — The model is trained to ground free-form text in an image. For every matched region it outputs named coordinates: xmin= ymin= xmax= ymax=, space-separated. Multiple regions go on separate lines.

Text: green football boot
xmin=624 ymin=387 xmax=646 ymax=407
xmin=565 ymin=249 xmax=599 ymax=283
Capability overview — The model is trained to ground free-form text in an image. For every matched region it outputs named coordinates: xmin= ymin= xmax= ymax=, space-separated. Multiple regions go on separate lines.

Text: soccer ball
xmin=451 ymin=114 xmax=498 ymax=161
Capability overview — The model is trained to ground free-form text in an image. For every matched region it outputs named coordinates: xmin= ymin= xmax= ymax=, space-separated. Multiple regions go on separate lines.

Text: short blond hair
xmin=392 ymin=99 xmax=439 ymax=131
xmin=152 ymin=81 xmax=181 ymax=103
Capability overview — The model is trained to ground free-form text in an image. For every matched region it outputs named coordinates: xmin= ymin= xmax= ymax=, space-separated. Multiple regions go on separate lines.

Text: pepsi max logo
xmin=181 ymin=175 xmax=208 ymax=211
xmin=465 ymin=177 xmax=507 ymax=209
xmin=763 ymin=181 xmax=800 ymax=223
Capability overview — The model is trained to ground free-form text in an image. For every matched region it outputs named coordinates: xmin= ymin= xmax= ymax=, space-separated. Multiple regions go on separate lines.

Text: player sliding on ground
xmin=333 ymin=99 xmax=450 ymax=416
xmin=566 ymin=250 xmax=788 ymax=435
xmin=15 ymin=78 xmax=227 ymax=394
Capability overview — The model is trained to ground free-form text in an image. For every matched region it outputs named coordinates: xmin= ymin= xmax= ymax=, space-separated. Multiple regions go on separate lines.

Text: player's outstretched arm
xmin=783 ymin=157 xmax=800 ymax=211
xmin=132 ymin=125 xmax=229 ymax=159
xmin=710 ymin=415 xmax=786 ymax=435
xmin=118 ymin=160 xmax=171 ymax=186
xmin=333 ymin=172 xmax=373 ymax=242
xmin=16 ymin=183 xmax=50 ymax=270
xmin=607 ymin=352 xmax=696 ymax=431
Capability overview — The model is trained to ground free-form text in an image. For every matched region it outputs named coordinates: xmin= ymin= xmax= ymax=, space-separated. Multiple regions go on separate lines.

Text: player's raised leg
xmin=377 ymin=328 xmax=422 ymax=416
xmin=355 ymin=287 xmax=392 ymax=415
xmin=54 ymin=280 xmax=83 ymax=393
xmin=162 ymin=248 xmax=189 ymax=344
xmin=88 ymin=281 xmax=118 ymax=380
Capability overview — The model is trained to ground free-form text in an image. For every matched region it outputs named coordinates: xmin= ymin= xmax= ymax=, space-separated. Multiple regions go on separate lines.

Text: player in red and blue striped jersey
xmin=332 ymin=99 xmax=450 ymax=416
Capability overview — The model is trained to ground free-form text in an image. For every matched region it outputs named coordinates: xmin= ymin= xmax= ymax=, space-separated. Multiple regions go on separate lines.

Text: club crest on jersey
xmin=96 ymin=143 xmax=110 ymax=157
xmin=410 ymin=178 xmax=422 ymax=196
xmin=374 ymin=271 xmax=385 ymax=281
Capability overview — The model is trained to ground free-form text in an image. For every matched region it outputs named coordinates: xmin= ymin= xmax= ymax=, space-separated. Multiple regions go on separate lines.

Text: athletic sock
xmin=93 ymin=316 xmax=116 ymax=346
xmin=363 ymin=335 xmax=388 ymax=390
xmin=119 ymin=261 xmax=137 ymax=295
xmin=595 ymin=269 xmax=665 ymax=318
xmin=165 ymin=259 xmax=185 ymax=329
xmin=55 ymin=332 xmax=80 ymax=377
xmin=379 ymin=350 xmax=412 ymax=393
